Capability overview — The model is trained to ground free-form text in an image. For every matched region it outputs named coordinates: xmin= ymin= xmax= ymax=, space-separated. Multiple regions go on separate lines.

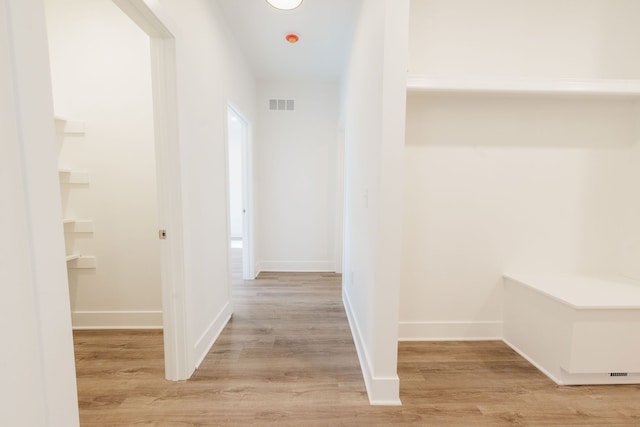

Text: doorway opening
xmin=226 ymin=104 xmax=254 ymax=280
xmin=46 ymin=0 xmax=189 ymax=381
xmin=113 ymin=0 xmax=189 ymax=380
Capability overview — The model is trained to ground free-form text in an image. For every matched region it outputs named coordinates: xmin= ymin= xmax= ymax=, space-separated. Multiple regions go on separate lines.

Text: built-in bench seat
xmin=503 ymin=273 xmax=640 ymax=385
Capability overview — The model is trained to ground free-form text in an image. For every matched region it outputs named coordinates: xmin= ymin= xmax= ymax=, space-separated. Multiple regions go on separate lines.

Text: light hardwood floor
xmin=74 ymin=249 xmax=640 ymax=425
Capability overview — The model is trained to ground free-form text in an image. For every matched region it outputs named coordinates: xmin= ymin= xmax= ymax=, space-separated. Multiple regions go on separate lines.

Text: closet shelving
xmin=65 ymin=255 xmax=97 ymax=269
xmin=63 ymin=219 xmax=94 ymax=233
xmin=55 ymin=116 xmax=85 ymax=134
xmin=58 ymin=169 xmax=90 ymax=184
xmin=55 ymin=116 xmax=96 ymax=270
xmin=406 ymin=75 xmax=640 ymax=98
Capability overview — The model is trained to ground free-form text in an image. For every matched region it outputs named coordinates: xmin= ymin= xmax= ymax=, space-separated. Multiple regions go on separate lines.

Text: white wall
xmin=45 ymin=0 xmax=162 ymax=329
xmin=342 ymin=0 xmax=409 ymax=405
xmin=255 ymin=81 xmax=339 ymax=272
xmin=408 ymin=0 xmax=640 ymax=80
xmin=400 ymin=0 xmax=640 ymax=340
xmin=148 ymin=0 xmax=256 ymax=370
xmin=1 ymin=0 xmax=79 ymax=424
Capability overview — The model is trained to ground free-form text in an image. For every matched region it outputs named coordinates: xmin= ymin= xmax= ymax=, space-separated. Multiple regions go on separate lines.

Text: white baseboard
xmin=257 ymin=260 xmax=336 ymax=273
xmin=193 ymin=301 xmax=232 ymax=369
xmin=398 ymin=320 xmax=503 ymax=341
xmin=343 ymin=289 xmax=401 ymax=406
xmin=71 ymin=310 xmax=163 ymax=329
xmin=502 ymin=337 xmax=640 ymax=386
xmin=502 ymin=337 xmax=563 ymax=385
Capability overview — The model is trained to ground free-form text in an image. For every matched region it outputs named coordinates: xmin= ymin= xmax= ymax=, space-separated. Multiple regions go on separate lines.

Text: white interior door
xmin=227 ymin=104 xmax=254 ymax=280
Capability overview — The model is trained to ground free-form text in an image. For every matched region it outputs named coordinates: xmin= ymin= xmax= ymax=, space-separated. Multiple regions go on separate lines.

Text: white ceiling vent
xmin=269 ymin=99 xmax=295 ymax=111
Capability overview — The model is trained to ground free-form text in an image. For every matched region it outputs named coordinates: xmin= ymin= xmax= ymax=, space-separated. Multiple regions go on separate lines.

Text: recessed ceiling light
xmin=266 ymin=0 xmax=303 ymax=11
xmin=285 ymin=33 xmax=300 ymax=43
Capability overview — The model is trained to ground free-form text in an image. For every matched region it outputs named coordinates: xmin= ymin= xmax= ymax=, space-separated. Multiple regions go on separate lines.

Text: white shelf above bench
xmin=407 ymin=75 xmax=640 ymax=98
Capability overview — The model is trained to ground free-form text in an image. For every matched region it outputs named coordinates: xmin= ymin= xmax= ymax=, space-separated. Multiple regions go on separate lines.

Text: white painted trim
xmin=113 ymin=0 xmax=189 ymax=381
xmin=505 ymin=333 xmax=640 ymax=386
xmin=71 ymin=311 xmax=163 ymax=329
xmin=368 ymin=377 xmax=403 ymax=406
xmin=112 ymin=0 xmax=171 ymax=37
xmin=257 ymin=261 xmax=336 ymax=272
xmin=150 ymin=35 xmax=189 ymax=381
xmin=398 ymin=321 xmax=503 ymax=341
xmin=334 ymin=128 xmax=345 ymax=274
xmin=502 ymin=338 xmax=640 ymax=385
xmin=558 ymin=369 xmax=640 ymax=385
xmin=502 ymin=338 xmax=563 ymax=385
xmin=193 ymin=302 xmax=232 ymax=369
xmin=343 ymin=289 xmax=402 ymax=406
xmin=242 ymin=114 xmax=255 ymax=280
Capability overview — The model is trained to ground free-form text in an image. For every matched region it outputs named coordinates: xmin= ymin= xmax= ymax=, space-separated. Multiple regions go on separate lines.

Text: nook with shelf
xmin=406 ymin=75 xmax=640 ymax=98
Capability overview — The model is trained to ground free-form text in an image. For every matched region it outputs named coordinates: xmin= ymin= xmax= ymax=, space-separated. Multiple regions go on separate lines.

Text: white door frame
xmin=226 ymin=103 xmax=255 ymax=280
xmin=112 ymin=0 xmax=189 ymax=380
xmin=335 ymin=127 xmax=345 ymax=274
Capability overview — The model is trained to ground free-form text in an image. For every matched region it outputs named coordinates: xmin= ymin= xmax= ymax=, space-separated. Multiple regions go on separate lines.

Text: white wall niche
xmin=400 ymin=0 xmax=640 ymax=341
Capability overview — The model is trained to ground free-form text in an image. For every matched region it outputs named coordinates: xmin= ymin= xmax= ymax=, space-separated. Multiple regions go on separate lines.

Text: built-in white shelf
xmin=65 ymin=255 xmax=97 ymax=269
xmin=54 ymin=116 xmax=85 ymax=134
xmin=63 ymin=219 xmax=94 ymax=233
xmin=58 ymin=169 xmax=89 ymax=184
xmin=407 ymin=75 xmax=640 ymax=98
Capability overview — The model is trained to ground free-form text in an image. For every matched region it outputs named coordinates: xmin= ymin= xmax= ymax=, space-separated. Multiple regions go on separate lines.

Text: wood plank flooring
xmin=74 ymin=249 xmax=640 ymax=425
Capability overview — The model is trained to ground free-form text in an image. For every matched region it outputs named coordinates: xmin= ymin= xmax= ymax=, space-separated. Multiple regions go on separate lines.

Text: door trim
xmin=113 ymin=0 xmax=189 ymax=380
xmin=226 ymin=102 xmax=255 ymax=280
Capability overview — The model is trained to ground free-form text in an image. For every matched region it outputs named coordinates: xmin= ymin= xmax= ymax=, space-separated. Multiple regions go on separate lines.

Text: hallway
xmin=73 ymin=251 xmax=640 ymax=425
xmin=73 ymin=250 xmax=378 ymax=424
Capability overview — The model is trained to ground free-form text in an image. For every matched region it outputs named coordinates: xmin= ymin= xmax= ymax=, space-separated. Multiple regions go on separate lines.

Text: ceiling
xmin=215 ymin=0 xmax=359 ymax=81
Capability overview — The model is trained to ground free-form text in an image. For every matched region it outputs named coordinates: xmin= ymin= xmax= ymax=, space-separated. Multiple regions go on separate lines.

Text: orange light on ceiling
xmin=286 ymin=33 xmax=300 ymax=44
